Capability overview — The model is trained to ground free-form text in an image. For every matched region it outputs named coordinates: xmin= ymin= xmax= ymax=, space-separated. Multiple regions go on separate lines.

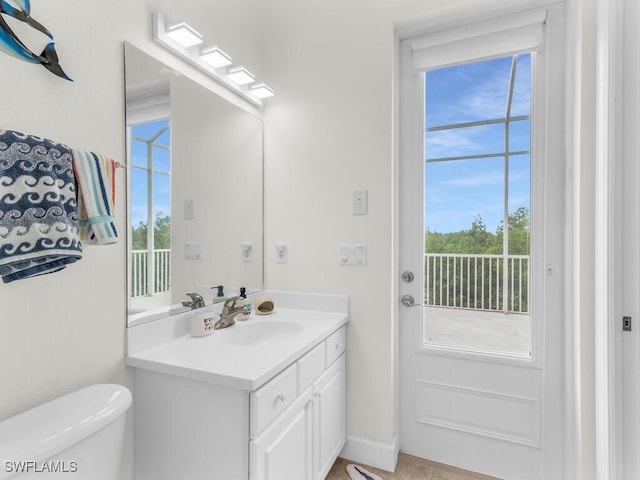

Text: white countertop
xmin=126 ymin=307 xmax=348 ymax=391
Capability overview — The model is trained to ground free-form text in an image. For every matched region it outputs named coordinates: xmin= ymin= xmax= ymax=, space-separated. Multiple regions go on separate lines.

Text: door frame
xmin=595 ymin=0 xmax=623 ymax=476
xmin=393 ymin=3 xmax=577 ymax=478
xmin=596 ymin=0 xmax=640 ymax=478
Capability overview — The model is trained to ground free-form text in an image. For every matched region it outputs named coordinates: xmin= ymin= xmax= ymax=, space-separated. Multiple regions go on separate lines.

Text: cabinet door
xmin=313 ymin=354 xmax=346 ymax=480
xmin=250 ymin=389 xmax=313 ymax=480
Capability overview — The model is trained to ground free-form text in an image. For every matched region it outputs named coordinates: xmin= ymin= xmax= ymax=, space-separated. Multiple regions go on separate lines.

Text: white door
xmin=250 ymin=390 xmax=314 ymax=480
xmin=313 ymin=355 xmax=346 ymax=480
xmin=398 ymin=7 xmax=568 ymax=480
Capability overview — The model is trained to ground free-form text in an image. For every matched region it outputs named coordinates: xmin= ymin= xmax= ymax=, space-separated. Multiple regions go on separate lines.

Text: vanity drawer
xmin=297 ymin=342 xmax=325 ymax=394
xmin=325 ymin=326 xmax=346 ymax=367
xmin=250 ymin=363 xmax=298 ymax=439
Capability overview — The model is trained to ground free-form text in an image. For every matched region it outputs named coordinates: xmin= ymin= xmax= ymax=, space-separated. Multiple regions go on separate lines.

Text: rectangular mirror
xmin=124 ymin=42 xmax=264 ymax=325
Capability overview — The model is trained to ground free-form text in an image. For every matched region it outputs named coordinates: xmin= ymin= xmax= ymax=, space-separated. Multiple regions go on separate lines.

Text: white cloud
xmin=442 ymin=171 xmax=504 ymax=187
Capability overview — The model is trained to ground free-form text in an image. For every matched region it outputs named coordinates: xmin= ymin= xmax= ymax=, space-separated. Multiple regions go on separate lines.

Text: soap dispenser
xmin=211 ymin=285 xmax=226 ymax=304
xmin=236 ymin=287 xmax=252 ymax=321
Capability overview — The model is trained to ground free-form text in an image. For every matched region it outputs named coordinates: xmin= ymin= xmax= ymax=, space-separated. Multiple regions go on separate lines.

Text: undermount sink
xmin=223 ymin=320 xmax=303 ymax=346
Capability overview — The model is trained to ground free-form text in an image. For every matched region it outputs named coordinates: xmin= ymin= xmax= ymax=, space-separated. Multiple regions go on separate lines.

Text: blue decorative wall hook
xmin=0 ymin=0 xmax=72 ymax=81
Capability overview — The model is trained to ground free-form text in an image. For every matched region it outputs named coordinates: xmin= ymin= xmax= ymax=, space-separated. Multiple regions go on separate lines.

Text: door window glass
xmin=424 ymin=54 xmax=532 ymax=357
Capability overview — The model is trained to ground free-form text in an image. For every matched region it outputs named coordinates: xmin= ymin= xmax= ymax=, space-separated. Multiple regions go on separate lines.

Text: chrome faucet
xmin=182 ymin=292 xmax=205 ymax=310
xmin=214 ymin=296 xmax=246 ymax=330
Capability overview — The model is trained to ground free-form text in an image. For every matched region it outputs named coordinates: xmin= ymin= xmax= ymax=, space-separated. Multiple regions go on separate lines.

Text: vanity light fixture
xmin=249 ymin=82 xmax=275 ymax=99
xmin=152 ymin=11 xmax=274 ymax=106
xmin=165 ymin=22 xmax=203 ymax=48
xmin=199 ymin=46 xmax=232 ymax=68
xmin=226 ymin=66 xmax=255 ymax=85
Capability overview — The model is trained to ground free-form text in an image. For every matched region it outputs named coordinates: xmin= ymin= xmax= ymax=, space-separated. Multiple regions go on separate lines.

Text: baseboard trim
xmin=339 ymin=435 xmax=400 ymax=473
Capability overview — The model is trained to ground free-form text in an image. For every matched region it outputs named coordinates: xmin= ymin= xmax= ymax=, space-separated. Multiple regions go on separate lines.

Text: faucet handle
xmin=183 ymin=292 xmax=205 ymax=310
xmin=223 ymin=296 xmax=240 ymax=308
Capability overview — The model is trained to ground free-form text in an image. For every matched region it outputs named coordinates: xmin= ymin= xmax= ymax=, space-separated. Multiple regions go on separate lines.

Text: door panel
xmin=398 ymin=7 xmax=567 ymax=479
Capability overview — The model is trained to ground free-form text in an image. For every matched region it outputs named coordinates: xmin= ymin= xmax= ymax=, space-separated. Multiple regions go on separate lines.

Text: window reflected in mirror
xmin=130 ymin=119 xmax=172 ymax=311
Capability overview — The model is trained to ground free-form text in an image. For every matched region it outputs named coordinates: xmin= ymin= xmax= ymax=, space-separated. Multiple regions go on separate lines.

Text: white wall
xmin=170 ymin=75 xmax=264 ymax=302
xmin=262 ymin=1 xmax=397 ymax=449
xmin=0 ymin=2 xmax=262 ymax=479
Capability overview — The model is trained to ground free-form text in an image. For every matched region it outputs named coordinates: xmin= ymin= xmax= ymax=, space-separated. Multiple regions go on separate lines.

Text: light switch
xmin=339 ymin=245 xmax=350 ymax=264
xmin=353 ymin=190 xmax=368 ymax=215
xmin=339 ymin=243 xmax=367 ymax=265
xmin=184 ymin=199 xmax=195 ymax=220
xmin=353 ymin=244 xmax=367 ymax=264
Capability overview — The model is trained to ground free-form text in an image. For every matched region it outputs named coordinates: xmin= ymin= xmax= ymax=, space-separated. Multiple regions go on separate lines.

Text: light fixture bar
xmin=152 ymin=11 xmax=273 ymax=106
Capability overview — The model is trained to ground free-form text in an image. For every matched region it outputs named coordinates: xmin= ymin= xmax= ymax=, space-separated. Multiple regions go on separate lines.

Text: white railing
xmin=131 ymin=249 xmax=171 ymax=298
xmin=424 ymin=253 xmax=530 ymax=314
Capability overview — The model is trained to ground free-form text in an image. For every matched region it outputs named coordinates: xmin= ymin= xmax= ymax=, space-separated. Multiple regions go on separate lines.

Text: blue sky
xmin=424 ymin=54 xmax=531 ymax=233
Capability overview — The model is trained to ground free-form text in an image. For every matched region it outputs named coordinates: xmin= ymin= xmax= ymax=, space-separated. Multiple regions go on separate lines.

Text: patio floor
xmin=424 ymin=306 xmax=531 ymax=357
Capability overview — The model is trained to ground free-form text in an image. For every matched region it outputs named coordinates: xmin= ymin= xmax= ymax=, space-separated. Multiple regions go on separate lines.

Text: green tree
xmin=153 ymin=213 xmax=171 ymax=249
xmin=426 ymin=215 xmax=493 ymax=254
xmin=492 ymin=207 xmax=530 ymax=255
xmin=131 ymin=221 xmax=147 ymax=250
xmin=130 ymin=212 xmax=171 ymax=250
xmin=426 ymin=209 xmax=530 ymax=255
xmin=424 ymin=208 xmax=530 ymax=312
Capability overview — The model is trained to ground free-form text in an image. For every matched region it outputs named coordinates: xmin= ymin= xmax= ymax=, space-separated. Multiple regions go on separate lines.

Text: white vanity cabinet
xmin=249 ymin=326 xmax=346 ymax=480
xmin=250 ymin=353 xmax=346 ymax=480
xmin=133 ymin=323 xmax=346 ymax=480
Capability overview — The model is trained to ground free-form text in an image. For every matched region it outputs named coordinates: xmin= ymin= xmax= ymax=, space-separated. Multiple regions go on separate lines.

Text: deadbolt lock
xmin=401 ymin=271 xmax=414 ymax=283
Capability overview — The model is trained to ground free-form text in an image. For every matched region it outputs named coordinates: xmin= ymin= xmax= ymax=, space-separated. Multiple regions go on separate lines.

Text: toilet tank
xmin=0 ymin=384 xmax=132 ymax=480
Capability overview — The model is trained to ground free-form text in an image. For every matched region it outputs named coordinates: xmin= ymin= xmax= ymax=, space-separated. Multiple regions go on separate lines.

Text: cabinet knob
xmin=277 ymin=392 xmax=286 ymax=402
xmin=336 ymin=343 xmax=343 ymax=349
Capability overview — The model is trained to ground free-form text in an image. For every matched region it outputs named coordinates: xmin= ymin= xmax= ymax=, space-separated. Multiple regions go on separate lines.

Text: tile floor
xmin=327 ymin=454 xmax=503 ymax=480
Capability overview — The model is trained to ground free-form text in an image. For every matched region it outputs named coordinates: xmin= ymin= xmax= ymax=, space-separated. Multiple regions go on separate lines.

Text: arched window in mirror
xmin=129 ymin=118 xmax=172 ymax=311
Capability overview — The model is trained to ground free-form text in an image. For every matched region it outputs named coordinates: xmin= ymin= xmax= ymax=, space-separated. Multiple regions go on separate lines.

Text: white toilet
xmin=0 ymin=384 xmax=132 ymax=480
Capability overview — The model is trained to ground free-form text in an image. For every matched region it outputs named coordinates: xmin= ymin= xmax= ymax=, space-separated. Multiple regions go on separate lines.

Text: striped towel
xmin=71 ymin=149 xmax=118 ymax=245
xmin=0 ymin=129 xmax=82 ymax=283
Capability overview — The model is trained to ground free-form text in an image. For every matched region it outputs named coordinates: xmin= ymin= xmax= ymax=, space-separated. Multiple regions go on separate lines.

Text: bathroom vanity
xmin=127 ymin=291 xmax=348 ymax=480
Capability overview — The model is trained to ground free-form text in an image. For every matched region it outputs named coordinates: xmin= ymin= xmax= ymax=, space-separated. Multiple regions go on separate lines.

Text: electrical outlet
xmin=184 ymin=242 xmax=201 ymax=260
xmin=241 ymin=242 xmax=253 ymax=263
xmin=275 ymin=243 xmax=288 ymax=263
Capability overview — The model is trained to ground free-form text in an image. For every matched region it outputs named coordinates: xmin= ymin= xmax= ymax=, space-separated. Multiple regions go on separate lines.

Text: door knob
xmin=401 ymin=295 xmax=415 ymax=307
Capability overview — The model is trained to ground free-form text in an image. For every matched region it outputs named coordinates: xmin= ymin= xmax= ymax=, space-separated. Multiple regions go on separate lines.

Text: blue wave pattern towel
xmin=0 ymin=130 xmax=82 ymax=283
xmin=71 ymin=149 xmax=118 ymax=245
